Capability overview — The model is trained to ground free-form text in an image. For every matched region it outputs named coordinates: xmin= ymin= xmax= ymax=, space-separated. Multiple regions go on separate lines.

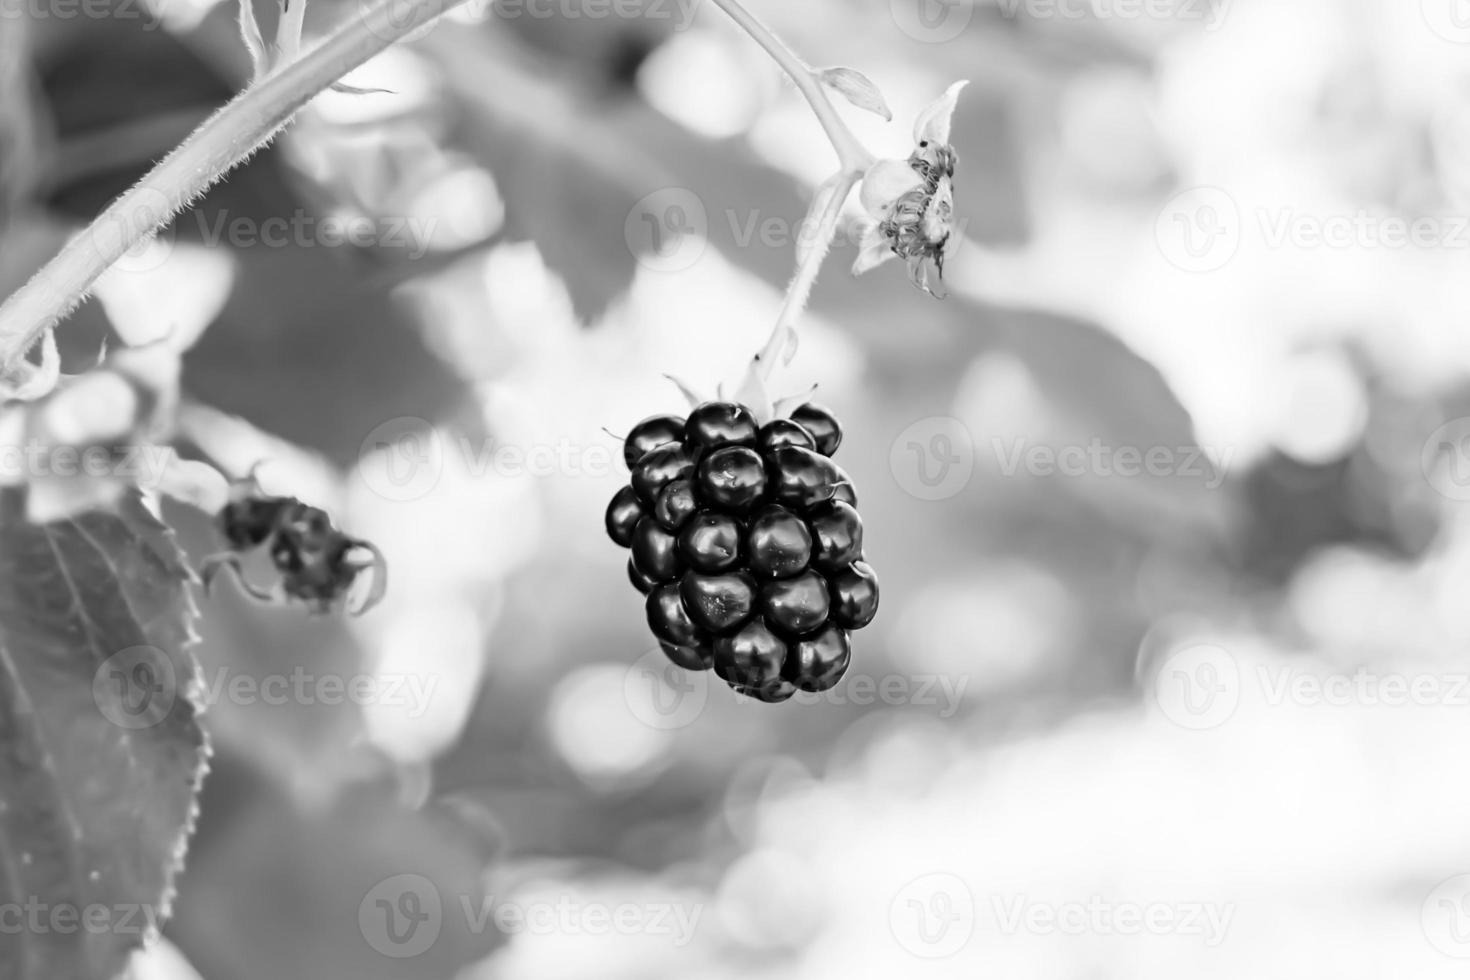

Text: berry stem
xmin=707 ymin=0 xmax=876 ymax=384
xmin=706 ymin=0 xmax=874 ymax=175
xmin=0 ymin=0 xmax=469 ymax=374
xmin=753 ymin=169 xmax=860 ymax=377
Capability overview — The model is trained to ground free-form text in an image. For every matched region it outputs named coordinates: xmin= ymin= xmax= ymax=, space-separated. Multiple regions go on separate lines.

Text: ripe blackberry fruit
xmin=607 ymin=401 xmax=879 ymax=703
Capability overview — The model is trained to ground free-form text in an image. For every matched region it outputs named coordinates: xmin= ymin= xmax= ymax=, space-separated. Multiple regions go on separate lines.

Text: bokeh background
xmin=9 ymin=0 xmax=1470 ymax=976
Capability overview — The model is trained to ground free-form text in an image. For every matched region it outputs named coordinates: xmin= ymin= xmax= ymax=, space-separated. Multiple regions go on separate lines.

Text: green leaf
xmin=0 ymin=490 xmax=208 ymax=980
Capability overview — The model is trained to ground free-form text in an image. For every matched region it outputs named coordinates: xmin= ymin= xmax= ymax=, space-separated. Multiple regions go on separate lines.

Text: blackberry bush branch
xmin=0 ymin=0 xmax=471 ymax=373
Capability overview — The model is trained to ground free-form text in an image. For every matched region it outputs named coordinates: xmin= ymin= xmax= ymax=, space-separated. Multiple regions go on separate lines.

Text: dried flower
xmin=853 ymin=81 xmax=969 ymax=296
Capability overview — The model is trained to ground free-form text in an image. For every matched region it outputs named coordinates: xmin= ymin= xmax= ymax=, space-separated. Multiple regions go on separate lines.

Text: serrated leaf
xmin=819 ymin=67 xmax=893 ymax=122
xmin=0 ymin=490 xmax=208 ymax=980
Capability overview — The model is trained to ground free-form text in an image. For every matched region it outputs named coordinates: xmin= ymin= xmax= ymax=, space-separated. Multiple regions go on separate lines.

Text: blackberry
xmin=607 ymin=402 xmax=879 ymax=703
